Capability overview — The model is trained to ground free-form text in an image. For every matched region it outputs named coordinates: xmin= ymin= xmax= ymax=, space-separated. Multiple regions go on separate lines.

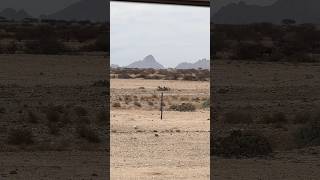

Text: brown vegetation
xmin=111 ymin=68 xmax=209 ymax=81
xmin=213 ymin=23 xmax=320 ymax=62
xmin=0 ymin=22 xmax=108 ymax=54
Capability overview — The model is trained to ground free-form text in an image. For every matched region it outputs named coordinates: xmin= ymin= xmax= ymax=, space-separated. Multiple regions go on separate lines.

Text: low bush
xmin=293 ymin=112 xmax=311 ymax=124
xmin=294 ymin=119 xmax=320 ymax=147
xmin=157 ymin=86 xmax=170 ymax=91
xmin=134 ymin=101 xmax=142 ymax=107
xmin=180 ymin=97 xmax=189 ymax=101
xmin=25 ymin=38 xmax=67 ymax=55
xmin=212 ymin=130 xmax=272 ymax=158
xmin=169 ymin=103 xmax=196 ymax=112
xmin=112 ymin=102 xmax=121 ymax=108
xmin=183 ymin=75 xmax=196 ymax=81
xmin=77 ymin=125 xmax=101 ymax=143
xmin=261 ymin=112 xmax=287 ymax=124
xmin=202 ymin=99 xmax=210 ymax=109
xmin=118 ymin=73 xmax=131 ymax=79
xmin=124 ymin=95 xmax=132 ymax=104
xmin=92 ymin=80 xmax=108 ymax=87
xmin=94 ymin=34 xmax=109 ymax=51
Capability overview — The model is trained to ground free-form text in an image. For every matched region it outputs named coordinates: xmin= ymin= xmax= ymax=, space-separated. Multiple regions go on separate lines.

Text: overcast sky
xmin=0 ymin=0 xmax=80 ymax=16
xmin=111 ymin=2 xmax=210 ymax=68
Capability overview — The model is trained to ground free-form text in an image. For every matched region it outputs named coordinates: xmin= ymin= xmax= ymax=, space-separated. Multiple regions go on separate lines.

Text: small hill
xmin=47 ymin=0 xmax=109 ymax=22
xmin=111 ymin=64 xmax=119 ymax=69
xmin=126 ymin=55 xmax=165 ymax=69
xmin=176 ymin=59 xmax=209 ymax=69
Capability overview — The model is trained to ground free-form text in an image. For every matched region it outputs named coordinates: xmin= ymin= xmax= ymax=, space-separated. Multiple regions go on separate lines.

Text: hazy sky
xmin=0 ymin=0 xmax=80 ymax=16
xmin=111 ymin=2 xmax=210 ymax=68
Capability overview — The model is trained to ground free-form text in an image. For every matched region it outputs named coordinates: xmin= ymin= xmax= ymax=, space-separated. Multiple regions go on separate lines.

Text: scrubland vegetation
xmin=213 ymin=22 xmax=320 ymax=62
xmin=111 ymin=68 xmax=209 ymax=81
xmin=0 ymin=22 xmax=109 ymax=54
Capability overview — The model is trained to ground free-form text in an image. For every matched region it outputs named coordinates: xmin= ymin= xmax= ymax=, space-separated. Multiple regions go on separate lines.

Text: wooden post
xmin=160 ymin=92 xmax=163 ymax=120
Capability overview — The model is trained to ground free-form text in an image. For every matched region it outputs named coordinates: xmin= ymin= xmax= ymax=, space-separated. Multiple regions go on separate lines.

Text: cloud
xmin=111 ymin=2 xmax=209 ymax=68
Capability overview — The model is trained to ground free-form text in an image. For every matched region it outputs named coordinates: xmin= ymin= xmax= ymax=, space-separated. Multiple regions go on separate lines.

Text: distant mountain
xmin=111 ymin=64 xmax=119 ymax=69
xmin=126 ymin=55 xmax=165 ymax=69
xmin=47 ymin=0 xmax=109 ymax=22
xmin=0 ymin=8 xmax=33 ymax=20
xmin=176 ymin=59 xmax=209 ymax=69
xmin=213 ymin=0 xmax=320 ymax=24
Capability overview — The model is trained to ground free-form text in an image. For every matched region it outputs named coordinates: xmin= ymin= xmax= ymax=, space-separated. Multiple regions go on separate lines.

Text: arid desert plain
xmin=0 ymin=54 xmax=108 ymax=179
xmin=212 ymin=60 xmax=320 ymax=180
xmin=110 ymin=78 xmax=210 ymax=179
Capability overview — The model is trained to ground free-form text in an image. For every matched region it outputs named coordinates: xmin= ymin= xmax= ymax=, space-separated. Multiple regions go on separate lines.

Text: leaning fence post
xmin=160 ymin=92 xmax=163 ymax=120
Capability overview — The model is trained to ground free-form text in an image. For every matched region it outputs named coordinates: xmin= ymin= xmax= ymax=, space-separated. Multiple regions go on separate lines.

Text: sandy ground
xmin=111 ymin=79 xmax=210 ymax=179
xmin=0 ymin=54 xmax=108 ymax=179
xmin=0 ymin=151 xmax=108 ymax=180
xmin=212 ymin=60 xmax=320 ymax=179
xmin=111 ymin=79 xmax=209 ymax=90
xmin=213 ymin=150 xmax=320 ymax=180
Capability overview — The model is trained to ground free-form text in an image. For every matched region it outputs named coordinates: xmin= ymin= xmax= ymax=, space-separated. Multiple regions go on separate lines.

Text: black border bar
xmin=111 ymin=0 xmax=210 ymax=7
